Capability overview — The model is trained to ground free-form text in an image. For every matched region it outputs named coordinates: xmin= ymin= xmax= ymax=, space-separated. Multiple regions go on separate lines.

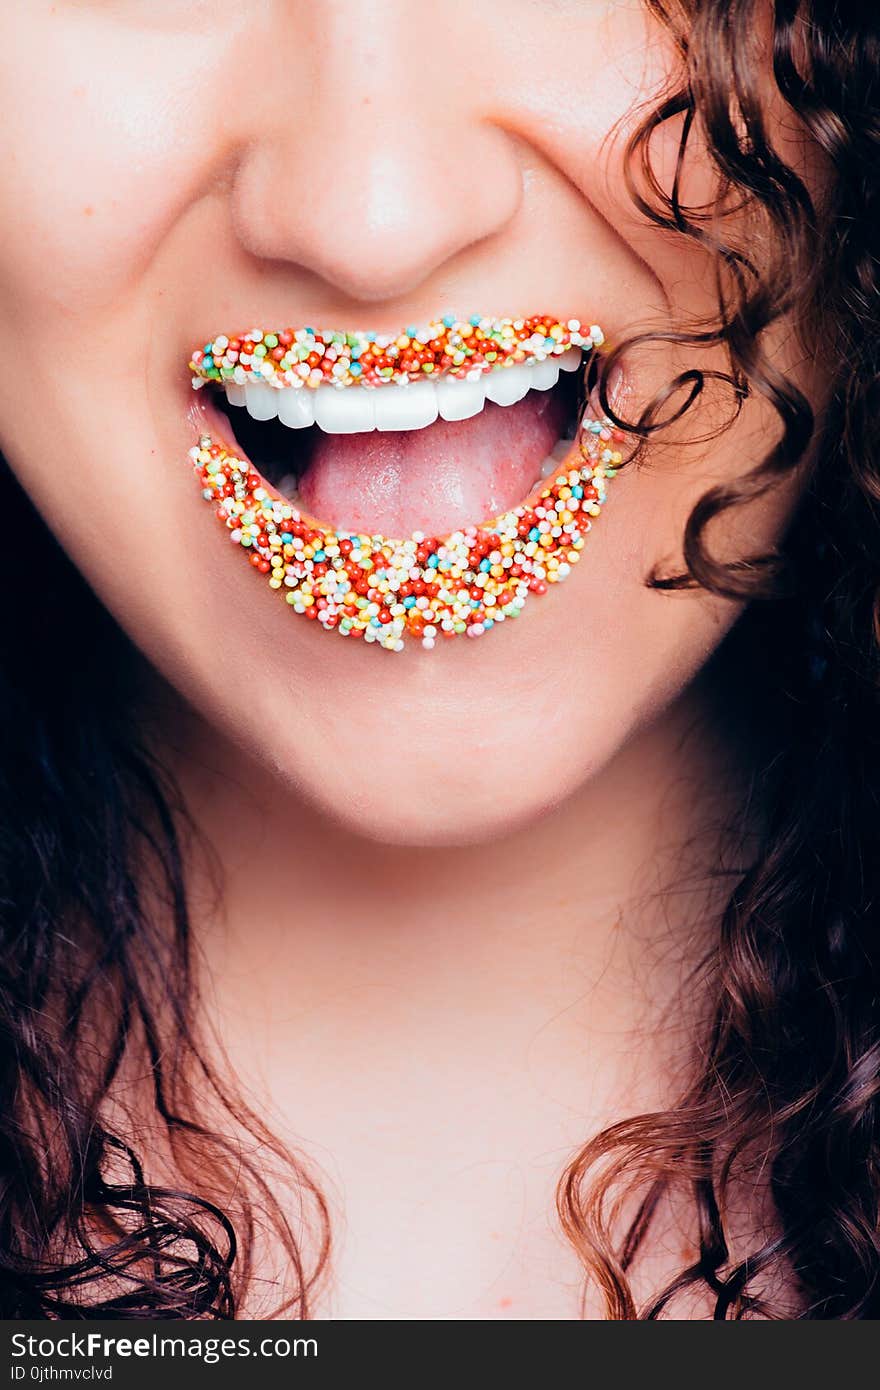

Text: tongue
xmin=296 ymin=387 xmax=569 ymax=536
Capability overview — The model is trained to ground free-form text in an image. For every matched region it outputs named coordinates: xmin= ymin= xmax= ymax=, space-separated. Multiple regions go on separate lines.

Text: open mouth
xmin=188 ymin=316 xmax=628 ymax=652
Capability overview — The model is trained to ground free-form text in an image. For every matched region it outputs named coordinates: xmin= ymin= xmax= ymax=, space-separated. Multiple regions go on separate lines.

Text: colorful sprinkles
xmin=189 ymin=315 xmax=603 ymax=392
xmin=188 ymin=416 xmax=626 ymax=652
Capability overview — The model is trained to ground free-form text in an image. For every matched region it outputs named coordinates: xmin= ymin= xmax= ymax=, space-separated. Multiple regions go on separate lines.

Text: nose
xmin=230 ymin=3 xmax=523 ymax=304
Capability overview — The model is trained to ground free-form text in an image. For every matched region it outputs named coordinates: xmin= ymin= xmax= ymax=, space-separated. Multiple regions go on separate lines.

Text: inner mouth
xmin=210 ymin=351 xmax=592 ymax=536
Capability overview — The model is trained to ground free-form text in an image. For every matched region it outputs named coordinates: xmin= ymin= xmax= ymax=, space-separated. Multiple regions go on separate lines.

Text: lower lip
xmin=188 ymin=394 xmax=627 ymax=653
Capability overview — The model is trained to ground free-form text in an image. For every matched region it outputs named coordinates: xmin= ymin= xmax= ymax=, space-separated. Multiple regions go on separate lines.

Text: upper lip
xmin=189 ymin=314 xmax=605 ymax=392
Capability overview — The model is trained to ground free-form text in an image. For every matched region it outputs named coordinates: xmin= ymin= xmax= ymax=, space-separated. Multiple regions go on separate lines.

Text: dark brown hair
xmin=560 ymin=0 xmax=880 ymax=1317
xmin=0 ymin=0 xmax=877 ymax=1317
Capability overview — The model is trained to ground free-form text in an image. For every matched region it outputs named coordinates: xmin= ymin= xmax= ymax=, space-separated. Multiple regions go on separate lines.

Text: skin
xmin=0 ymin=1 xmax=824 ymax=1316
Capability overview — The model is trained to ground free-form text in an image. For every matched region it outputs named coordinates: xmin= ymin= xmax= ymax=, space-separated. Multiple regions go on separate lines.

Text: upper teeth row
xmin=224 ymin=348 xmax=583 ymax=433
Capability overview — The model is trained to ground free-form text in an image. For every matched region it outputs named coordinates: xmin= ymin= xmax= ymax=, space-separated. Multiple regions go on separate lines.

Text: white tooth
xmin=528 ymin=359 xmax=561 ymax=391
xmin=225 ymin=383 xmax=247 ymax=407
xmin=277 ymin=388 xmax=316 ymax=429
xmin=373 ymin=380 xmax=438 ymax=431
xmin=552 ymin=437 xmax=574 ymax=461
xmin=483 ymin=364 xmax=532 ymax=407
xmin=314 ymin=385 xmax=376 ymax=433
xmin=557 ymin=347 xmax=583 ymax=374
xmin=245 ymin=383 xmax=279 ymax=421
xmin=277 ymin=473 xmax=299 ymax=496
xmin=540 ymin=454 xmax=559 ymax=478
xmin=435 ymin=377 xmax=486 ymax=422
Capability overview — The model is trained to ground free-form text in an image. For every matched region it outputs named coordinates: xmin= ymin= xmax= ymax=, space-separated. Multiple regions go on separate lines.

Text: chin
xmin=191 ymin=611 xmax=638 ymax=849
xmin=142 ymin=313 xmax=639 ymax=844
xmin=256 ymin=711 xmax=605 ymax=848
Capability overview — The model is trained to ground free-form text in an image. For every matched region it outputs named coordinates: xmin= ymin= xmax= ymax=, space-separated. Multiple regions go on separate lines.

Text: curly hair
xmin=0 ymin=0 xmax=877 ymax=1317
xmin=560 ymin=0 xmax=880 ymax=1318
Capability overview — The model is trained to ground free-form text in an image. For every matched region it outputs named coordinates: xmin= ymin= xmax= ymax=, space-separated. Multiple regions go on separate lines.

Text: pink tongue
xmin=297 ymin=387 xmax=568 ymax=536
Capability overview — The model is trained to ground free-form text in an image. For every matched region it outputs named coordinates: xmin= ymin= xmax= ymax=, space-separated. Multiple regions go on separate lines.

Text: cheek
xmin=0 ymin=8 xmax=239 ymax=317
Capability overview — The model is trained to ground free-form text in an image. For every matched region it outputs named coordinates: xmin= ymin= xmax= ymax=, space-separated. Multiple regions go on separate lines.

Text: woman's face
xmin=0 ymin=1 xmax=818 ymax=844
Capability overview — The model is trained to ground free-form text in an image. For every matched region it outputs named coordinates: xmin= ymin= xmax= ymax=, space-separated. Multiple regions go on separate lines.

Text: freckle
xmin=83 ymin=206 xmax=94 ymax=217
xmin=490 ymin=1231 xmax=501 ymax=1239
xmin=499 ymin=1296 xmax=513 ymax=1309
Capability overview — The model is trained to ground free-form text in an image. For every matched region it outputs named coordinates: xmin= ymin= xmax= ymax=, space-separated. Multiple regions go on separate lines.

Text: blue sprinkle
xmin=281 ymin=532 xmax=293 ymax=544
xmin=350 ymin=362 xmax=362 ymax=376
xmin=313 ymin=549 xmax=326 ymax=561
xmin=469 ymin=314 xmax=481 ymax=326
xmin=427 ymin=554 xmax=440 ymax=568
xmin=405 ymin=324 xmax=418 ymax=338
xmin=350 ymin=345 xmax=362 ymax=359
xmin=571 ymin=485 xmax=583 ymax=498
xmin=529 ymin=527 xmax=541 ymax=542
xmin=470 ymin=598 xmax=480 ymax=608
xmin=203 ymin=354 xmax=214 ymax=370
xmin=442 ymin=314 xmax=455 ymax=327
xmin=365 ymin=332 xmax=376 ymax=342
xmin=403 ymin=596 xmax=416 ymax=608
xmin=483 ymin=618 xmax=494 ymax=630
xmin=304 ymin=326 xmax=314 ymax=335
xmin=479 ymin=558 xmax=491 ymax=572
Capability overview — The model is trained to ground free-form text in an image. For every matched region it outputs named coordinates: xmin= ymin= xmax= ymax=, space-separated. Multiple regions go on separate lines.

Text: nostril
xmin=230 ymin=123 xmax=525 ymax=303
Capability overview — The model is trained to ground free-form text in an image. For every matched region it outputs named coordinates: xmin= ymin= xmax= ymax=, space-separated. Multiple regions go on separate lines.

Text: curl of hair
xmin=0 ymin=472 xmax=329 ymax=1316
xmin=0 ymin=0 xmax=877 ymax=1318
xmin=560 ymin=0 xmax=880 ymax=1318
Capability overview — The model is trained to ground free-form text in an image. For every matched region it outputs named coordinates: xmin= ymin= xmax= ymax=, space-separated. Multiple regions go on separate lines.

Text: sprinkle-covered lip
xmin=187 ymin=315 xmax=628 ymax=653
xmin=189 ymin=314 xmax=603 ymax=393
xmin=188 ymin=431 xmax=627 ymax=654
xmin=189 ymin=424 xmax=623 ymax=652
